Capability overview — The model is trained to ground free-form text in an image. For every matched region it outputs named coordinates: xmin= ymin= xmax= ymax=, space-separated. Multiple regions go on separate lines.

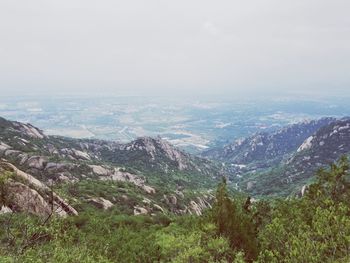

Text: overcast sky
xmin=0 ymin=0 xmax=349 ymax=97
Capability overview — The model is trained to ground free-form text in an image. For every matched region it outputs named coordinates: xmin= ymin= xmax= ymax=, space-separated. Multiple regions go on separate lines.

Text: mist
xmin=0 ymin=0 xmax=349 ymax=97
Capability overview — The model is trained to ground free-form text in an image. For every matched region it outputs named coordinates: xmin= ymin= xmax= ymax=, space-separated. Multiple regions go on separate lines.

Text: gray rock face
xmin=89 ymin=165 xmax=110 ymax=176
xmin=133 ymin=206 xmax=148 ymax=215
xmin=121 ymin=137 xmax=193 ymax=171
xmin=4 ymin=150 xmax=22 ymax=158
xmin=87 ymin=197 xmax=113 ymax=210
xmin=12 ymin=122 xmax=46 ymax=139
xmin=95 ymin=165 xmax=156 ymax=194
xmin=72 ymin=149 xmax=91 ymax=160
xmin=283 ymin=119 xmax=350 ymax=185
xmin=26 ymin=156 xmax=47 ymax=170
xmin=0 ymin=161 xmax=78 ymax=217
xmin=203 ymin=118 xmax=335 ymax=168
xmin=186 ymin=195 xmax=213 ymax=216
xmin=0 ymin=206 xmax=12 ymax=214
xmin=153 ymin=204 xmax=164 ymax=212
xmin=7 ymin=181 xmax=53 ymax=217
xmin=0 ymin=142 xmax=11 ymax=156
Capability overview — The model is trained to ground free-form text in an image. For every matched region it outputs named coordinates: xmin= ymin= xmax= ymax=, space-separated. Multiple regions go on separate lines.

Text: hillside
xmin=203 ymin=117 xmax=335 ymax=171
xmin=231 ymin=118 xmax=350 ymax=197
xmin=1 ymin=116 xmax=350 ymax=263
xmin=0 ymin=117 xmax=222 ymax=216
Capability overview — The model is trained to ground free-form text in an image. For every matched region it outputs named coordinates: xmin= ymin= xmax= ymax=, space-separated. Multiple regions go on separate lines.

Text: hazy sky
xmin=0 ymin=0 xmax=349 ymax=97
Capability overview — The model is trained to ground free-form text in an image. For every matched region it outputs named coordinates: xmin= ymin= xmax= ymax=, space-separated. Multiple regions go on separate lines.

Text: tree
xmin=212 ymin=178 xmax=258 ymax=262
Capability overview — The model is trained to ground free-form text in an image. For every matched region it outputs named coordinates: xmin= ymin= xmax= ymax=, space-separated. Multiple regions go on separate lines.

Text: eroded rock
xmin=87 ymin=197 xmax=113 ymax=210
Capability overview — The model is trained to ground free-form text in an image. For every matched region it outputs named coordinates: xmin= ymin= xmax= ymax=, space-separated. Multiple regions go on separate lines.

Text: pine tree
xmin=213 ymin=177 xmax=258 ymax=262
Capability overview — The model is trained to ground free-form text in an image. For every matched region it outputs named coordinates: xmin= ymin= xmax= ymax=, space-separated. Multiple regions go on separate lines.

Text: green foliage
xmin=257 ymin=156 xmax=350 ymax=262
xmin=212 ymin=178 xmax=258 ymax=261
xmin=155 ymin=216 xmax=234 ymax=262
xmin=0 ymin=171 xmax=13 ymax=207
xmin=1 ymin=157 xmax=350 ymax=262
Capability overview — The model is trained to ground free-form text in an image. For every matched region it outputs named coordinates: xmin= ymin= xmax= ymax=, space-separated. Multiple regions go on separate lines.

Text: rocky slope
xmin=0 ymin=117 xmax=220 ymax=216
xmin=204 ymin=117 xmax=335 ymax=163
xmin=0 ymin=160 xmax=77 ymax=217
xmin=233 ymin=118 xmax=350 ymax=197
xmin=203 ymin=118 xmax=335 ymax=174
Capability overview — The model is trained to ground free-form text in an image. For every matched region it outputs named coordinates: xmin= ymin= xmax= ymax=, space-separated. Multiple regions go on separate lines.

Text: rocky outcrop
xmin=89 ymin=165 xmax=110 ymax=176
xmin=185 ymin=196 xmax=213 ymax=216
xmin=0 ymin=161 xmax=78 ymax=217
xmin=87 ymin=197 xmax=113 ymax=210
xmin=0 ymin=206 xmax=12 ymax=214
xmin=0 ymin=117 xmax=220 ymax=215
xmin=7 ymin=181 xmax=53 ymax=217
xmin=133 ymin=206 xmax=148 ymax=215
xmin=117 ymin=137 xmax=197 ymax=171
xmin=26 ymin=156 xmax=47 ymax=170
xmin=12 ymin=122 xmax=46 ymax=139
xmin=203 ymin=118 xmax=335 ymax=168
xmin=0 ymin=142 xmax=11 ymax=155
xmin=91 ymin=165 xmax=156 ymax=194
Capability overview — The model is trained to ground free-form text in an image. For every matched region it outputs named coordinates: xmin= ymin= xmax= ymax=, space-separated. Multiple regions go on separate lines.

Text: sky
xmin=0 ymin=0 xmax=350 ymax=97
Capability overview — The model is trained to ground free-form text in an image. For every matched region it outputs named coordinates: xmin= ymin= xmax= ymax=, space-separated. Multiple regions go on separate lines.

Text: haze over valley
xmin=1 ymin=95 xmax=350 ymax=154
xmin=1 ymin=0 xmax=350 ymax=262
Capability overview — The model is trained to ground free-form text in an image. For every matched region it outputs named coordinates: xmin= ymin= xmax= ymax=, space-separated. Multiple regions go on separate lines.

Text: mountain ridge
xmin=0 ymin=116 xmax=221 ymax=216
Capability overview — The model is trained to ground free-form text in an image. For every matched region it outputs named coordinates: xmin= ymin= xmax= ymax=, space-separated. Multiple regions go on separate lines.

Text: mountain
xmin=0 ymin=117 xmax=221 ymax=216
xmin=231 ymin=118 xmax=350 ymax=197
xmin=203 ymin=117 xmax=335 ymax=170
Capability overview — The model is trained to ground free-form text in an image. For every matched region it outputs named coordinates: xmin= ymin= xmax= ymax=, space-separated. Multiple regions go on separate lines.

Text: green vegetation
xmin=1 ymin=157 xmax=350 ymax=262
xmin=0 ymin=171 xmax=13 ymax=207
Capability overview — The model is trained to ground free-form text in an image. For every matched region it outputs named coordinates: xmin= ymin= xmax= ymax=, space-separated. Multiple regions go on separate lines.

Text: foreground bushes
xmin=1 ymin=157 xmax=350 ymax=262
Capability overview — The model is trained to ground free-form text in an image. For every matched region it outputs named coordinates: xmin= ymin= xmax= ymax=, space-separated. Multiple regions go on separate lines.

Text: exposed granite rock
xmin=203 ymin=118 xmax=335 ymax=172
xmin=4 ymin=150 xmax=22 ymax=158
xmin=26 ymin=156 xmax=47 ymax=170
xmin=0 ymin=161 xmax=78 ymax=217
xmin=0 ymin=206 xmax=12 ymax=214
xmin=7 ymin=181 xmax=53 ymax=217
xmin=0 ymin=142 xmax=11 ymax=155
xmin=133 ymin=206 xmax=148 ymax=215
xmin=89 ymin=165 xmax=110 ymax=176
xmin=97 ymin=166 xmax=156 ymax=194
xmin=184 ymin=195 xmax=214 ymax=216
xmin=153 ymin=204 xmax=164 ymax=213
xmin=87 ymin=197 xmax=113 ymax=210
xmin=72 ymin=149 xmax=91 ymax=160
xmin=12 ymin=122 xmax=46 ymax=139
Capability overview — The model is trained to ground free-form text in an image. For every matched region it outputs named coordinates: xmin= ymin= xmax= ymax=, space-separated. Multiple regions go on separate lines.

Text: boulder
xmin=153 ymin=204 xmax=164 ymax=213
xmin=26 ymin=156 xmax=47 ymax=170
xmin=0 ymin=143 xmax=11 ymax=156
xmin=133 ymin=206 xmax=148 ymax=215
xmin=87 ymin=197 xmax=113 ymax=210
xmin=141 ymin=185 xmax=156 ymax=194
xmin=89 ymin=165 xmax=110 ymax=176
xmin=0 ymin=161 xmax=78 ymax=216
xmin=0 ymin=206 xmax=12 ymax=214
xmin=7 ymin=182 xmax=53 ymax=217
xmin=73 ymin=149 xmax=91 ymax=160
xmin=188 ymin=201 xmax=202 ymax=216
xmin=4 ymin=150 xmax=22 ymax=158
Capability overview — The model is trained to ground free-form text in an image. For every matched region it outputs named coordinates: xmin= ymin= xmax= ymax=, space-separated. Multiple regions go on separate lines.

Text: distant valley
xmin=1 ymin=96 xmax=350 ymax=154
